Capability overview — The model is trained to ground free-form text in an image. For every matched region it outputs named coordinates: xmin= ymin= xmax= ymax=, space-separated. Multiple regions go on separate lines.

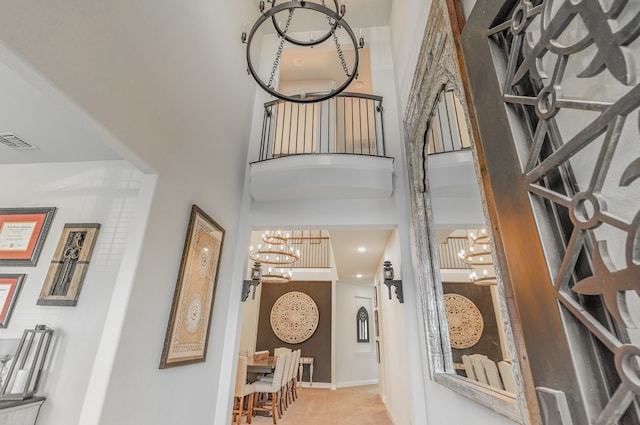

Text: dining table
xmin=246 ymin=356 xmax=276 ymax=379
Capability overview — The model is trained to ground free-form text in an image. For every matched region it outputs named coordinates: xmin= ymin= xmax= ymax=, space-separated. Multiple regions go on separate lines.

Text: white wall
xmin=0 ymin=160 xmax=145 ymax=425
xmin=335 ymin=282 xmax=378 ymax=387
xmin=376 ymin=230 xmax=412 ymax=425
xmin=0 ymin=1 xmax=259 ymax=424
xmin=0 ymin=2 xmax=522 ymax=425
xmin=389 ymin=0 xmax=432 ymax=114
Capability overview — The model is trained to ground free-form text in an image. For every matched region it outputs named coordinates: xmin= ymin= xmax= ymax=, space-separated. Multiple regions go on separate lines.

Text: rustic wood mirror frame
xmin=402 ymin=0 xmax=530 ymax=422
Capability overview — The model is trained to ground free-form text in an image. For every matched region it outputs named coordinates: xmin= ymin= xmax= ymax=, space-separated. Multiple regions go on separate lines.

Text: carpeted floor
xmin=236 ymin=384 xmax=393 ymax=425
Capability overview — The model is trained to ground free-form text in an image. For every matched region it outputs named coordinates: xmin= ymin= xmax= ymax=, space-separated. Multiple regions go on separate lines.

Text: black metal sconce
xmin=241 ymin=262 xmax=262 ymax=302
xmin=383 ymin=261 xmax=403 ymax=303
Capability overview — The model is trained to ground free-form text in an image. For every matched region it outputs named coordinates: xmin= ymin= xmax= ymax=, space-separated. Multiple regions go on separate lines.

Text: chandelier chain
xmin=268 ymin=9 xmax=295 ymax=89
xmin=331 ymin=23 xmax=350 ymax=77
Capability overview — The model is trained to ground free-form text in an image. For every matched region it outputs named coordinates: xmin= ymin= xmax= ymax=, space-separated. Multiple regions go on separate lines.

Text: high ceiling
xmin=259 ymin=0 xmax=392 ymax=34
xmin=0 ymin=60 xmax=121 ymax=165
xmin=0 ymin=0 xmax=391 ymax=166
xmin=0 ymin=0 xmax=394 ymax=287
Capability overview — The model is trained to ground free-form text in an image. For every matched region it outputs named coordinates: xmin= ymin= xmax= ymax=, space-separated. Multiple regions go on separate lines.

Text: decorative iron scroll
xmin=270 ymin=291 xmax=319 ymax=344
xmin=487 ymin=0 xmax=640 ymax=422
xmin=444 ymin=294 xmax=484 ymax=349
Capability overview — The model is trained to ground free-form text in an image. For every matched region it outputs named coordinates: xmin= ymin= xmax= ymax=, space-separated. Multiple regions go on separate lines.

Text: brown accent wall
xmin=443 ymin=282 xmax=502 ymax=363
xmin=256 ymin=281 xmax=332 ymax=383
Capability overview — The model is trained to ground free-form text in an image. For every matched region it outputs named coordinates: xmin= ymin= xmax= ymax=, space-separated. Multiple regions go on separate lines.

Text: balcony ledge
xmin=249 ymin=154 xmax=394 ymax=201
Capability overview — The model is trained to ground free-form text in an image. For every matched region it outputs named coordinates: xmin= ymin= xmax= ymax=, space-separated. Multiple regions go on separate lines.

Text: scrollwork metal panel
xmin=463 ymin=0 xmax=640 ymax=423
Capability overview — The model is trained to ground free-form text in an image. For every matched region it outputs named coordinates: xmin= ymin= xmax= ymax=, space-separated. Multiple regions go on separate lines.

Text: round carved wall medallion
xmin=270 ymin=291 xmax=319 ymax=344
xmin=443 ymin=293 xmax=484 ymax=349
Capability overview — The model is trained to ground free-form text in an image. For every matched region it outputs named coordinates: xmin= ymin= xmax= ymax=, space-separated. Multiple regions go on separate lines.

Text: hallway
xmin=244 ymin=385 xmax=393 ymax=425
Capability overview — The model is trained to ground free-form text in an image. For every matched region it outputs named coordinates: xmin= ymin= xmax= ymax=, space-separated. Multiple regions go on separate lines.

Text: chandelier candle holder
xmin=249 ymin=230 xmax=300 ymax=283
xmin=241 ymin=0 xmax=365 ymax=103
xmin=458 ymin=228 xmax=497 ymax=286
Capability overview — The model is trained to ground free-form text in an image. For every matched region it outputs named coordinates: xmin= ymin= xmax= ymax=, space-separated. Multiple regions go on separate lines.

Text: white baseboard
xmin=298 ymin=382 xmax=332 ymax=389
xmin=335 ymin=379 xmax=379 ymax=388
xmin=382 ymin=398 xmax=399 ymax=425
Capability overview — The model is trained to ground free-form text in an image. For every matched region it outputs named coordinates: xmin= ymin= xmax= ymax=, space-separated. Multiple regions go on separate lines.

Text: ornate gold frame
xmin=159 ymin=205 xmax=224 ymax=368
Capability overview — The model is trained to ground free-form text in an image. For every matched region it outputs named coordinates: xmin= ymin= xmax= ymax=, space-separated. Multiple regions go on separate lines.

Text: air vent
xmin=0 ymin=133 xmax=39 ymax=150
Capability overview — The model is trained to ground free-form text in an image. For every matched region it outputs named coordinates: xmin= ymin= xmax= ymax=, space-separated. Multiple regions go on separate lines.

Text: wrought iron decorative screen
xmin=462 ymin=0 xmax=640 ymax=423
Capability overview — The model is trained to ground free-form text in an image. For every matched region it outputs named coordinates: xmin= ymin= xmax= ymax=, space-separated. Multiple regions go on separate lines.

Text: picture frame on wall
xmin=159 ymin=205 xmax=225 ymax=369
xmin=0 ymin=274 xmax=25 ymax=328
xmin=0 ymin=207 xmax=57 ymax=266
xmin=37 ymin=223 xmax=101 ymax=306
xmin=374 ymin=309 xmax=380 ymax=337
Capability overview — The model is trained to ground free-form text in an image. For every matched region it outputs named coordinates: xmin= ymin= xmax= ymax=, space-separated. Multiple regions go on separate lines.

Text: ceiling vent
xmin=0 ymin=133 xmax=39 ymax=150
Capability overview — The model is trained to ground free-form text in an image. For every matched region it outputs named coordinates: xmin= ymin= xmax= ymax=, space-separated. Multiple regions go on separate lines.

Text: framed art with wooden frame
xmin=0 ymin=207 xmax=56 ymax=266
xmin=0 ymin=274 xmax=25 ymax=328
xmin=159 ymin=205 xmax=225 ymax=369
xmin=37 ymin=223 xmax=101 ymax=306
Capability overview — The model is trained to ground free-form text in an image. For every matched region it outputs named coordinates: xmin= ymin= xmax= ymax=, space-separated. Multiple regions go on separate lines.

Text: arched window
xmin=356 ymin=306 xmax=369 ymax=343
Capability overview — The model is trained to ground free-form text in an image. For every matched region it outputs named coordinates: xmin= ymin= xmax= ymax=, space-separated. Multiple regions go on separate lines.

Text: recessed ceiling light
xmin=357 ymin=247 xmax=366 ymax=253
xmin=356 ymin=274 xmax=363 ymax=278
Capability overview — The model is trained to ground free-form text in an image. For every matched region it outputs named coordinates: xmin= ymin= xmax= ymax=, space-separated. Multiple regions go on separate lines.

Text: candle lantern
xmin=0 ymin=325 xmax=53 ymax=400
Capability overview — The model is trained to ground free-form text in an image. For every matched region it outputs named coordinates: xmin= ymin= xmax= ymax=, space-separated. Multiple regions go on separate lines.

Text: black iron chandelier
xmin=241 ymin=0 xmax=364 ymax=103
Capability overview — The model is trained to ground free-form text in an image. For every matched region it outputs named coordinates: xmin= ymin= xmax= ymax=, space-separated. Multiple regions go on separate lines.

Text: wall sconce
xmin=0 ymin=325 xmax=53 ymax=400
xmin=241 ymin=261 xmax=262 ymax=302
xmin=383 ymin=261 xmax=403 ymax=303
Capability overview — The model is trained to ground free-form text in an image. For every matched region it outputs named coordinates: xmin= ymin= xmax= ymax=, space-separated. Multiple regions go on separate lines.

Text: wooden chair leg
xmin=246 ymin=393 xmax=253 ymax=424
xmin=271 ymin=392 xmax=278 ymax=424
xmin=232 ymin=396 xmax=239 ymax=424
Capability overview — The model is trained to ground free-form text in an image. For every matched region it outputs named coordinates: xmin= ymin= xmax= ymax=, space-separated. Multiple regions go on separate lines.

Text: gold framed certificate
xmin=0 ymin=208 xmax=56 ymax=266
xmin=0 ymin=274 xmax=25 ymax=328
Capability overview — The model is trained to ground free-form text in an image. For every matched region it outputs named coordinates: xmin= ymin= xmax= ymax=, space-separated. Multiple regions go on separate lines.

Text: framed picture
xmin=37 ymin=223 xmax=100 ymax=306
xmin=374 ymin=309 xmax=380 ymax=337
xmin=0 ymin=274 xmax=25 ymax=328
xmin=159 ymin=205 xmax=224 ymax=369
xmin=0 ymin=207 xmax=56 ymax=266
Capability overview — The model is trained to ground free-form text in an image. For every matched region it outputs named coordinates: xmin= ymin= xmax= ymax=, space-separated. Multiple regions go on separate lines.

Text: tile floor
xmin=237 ymin=384 xmax=393 ymax=425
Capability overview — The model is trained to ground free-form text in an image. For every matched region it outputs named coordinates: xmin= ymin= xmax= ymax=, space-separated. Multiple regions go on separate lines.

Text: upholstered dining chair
xmin=233 ymin=356 xmax=256 ymax=424
xmin=498 ymin=360 xmax=517 ymax=393
xmin=253 ymin=354 xmax=288 ymax=424
xmin=461 ymin=355 xmax=476 ymax=381
xmin=469 ymin=354 xmax=490 ymax=385
xmin=275 ymin=351 xmax=292 ymax=414
xmin=274 ymin=347 xmax=291 ymax=357
xmin=281 ymin=350 xmax=298 ymax=409
xmin=481 ymin=357 xmax=504 ymax=390
xmin=287 ymin=349 xmax=301 ymax=403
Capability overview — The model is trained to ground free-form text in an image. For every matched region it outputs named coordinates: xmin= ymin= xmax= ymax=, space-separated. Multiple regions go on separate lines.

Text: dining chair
xmin=252 ymin=354 xmax=288 ymax=424
xmin=233 ymin=356 xmax=256 ymax=424
xmin=261 ymin=348 xmax=290 ymax=380
xmin=281 ymin=350 xmax=297 ymax=409
xmin=481 ymin=357 xmax=503 ymax=390
xmin=461 ymin=355 xmax=476 ymax=381
xmin=469 ymin=354 xmax=489 ymax=385
xmin=274 ymin=347 xmax=291 ymax=357
xmin=498 ymin=360 xmax=517 ymax=393
xmin=288 ymin=349 xmax=301 ymax=403
xmin=274 ymin=351 xmax=292 ymax=413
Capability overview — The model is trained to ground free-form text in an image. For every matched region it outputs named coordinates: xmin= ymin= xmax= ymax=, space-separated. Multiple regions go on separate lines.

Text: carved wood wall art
xmin=270 ymin=291 xmax=319 ymax=344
